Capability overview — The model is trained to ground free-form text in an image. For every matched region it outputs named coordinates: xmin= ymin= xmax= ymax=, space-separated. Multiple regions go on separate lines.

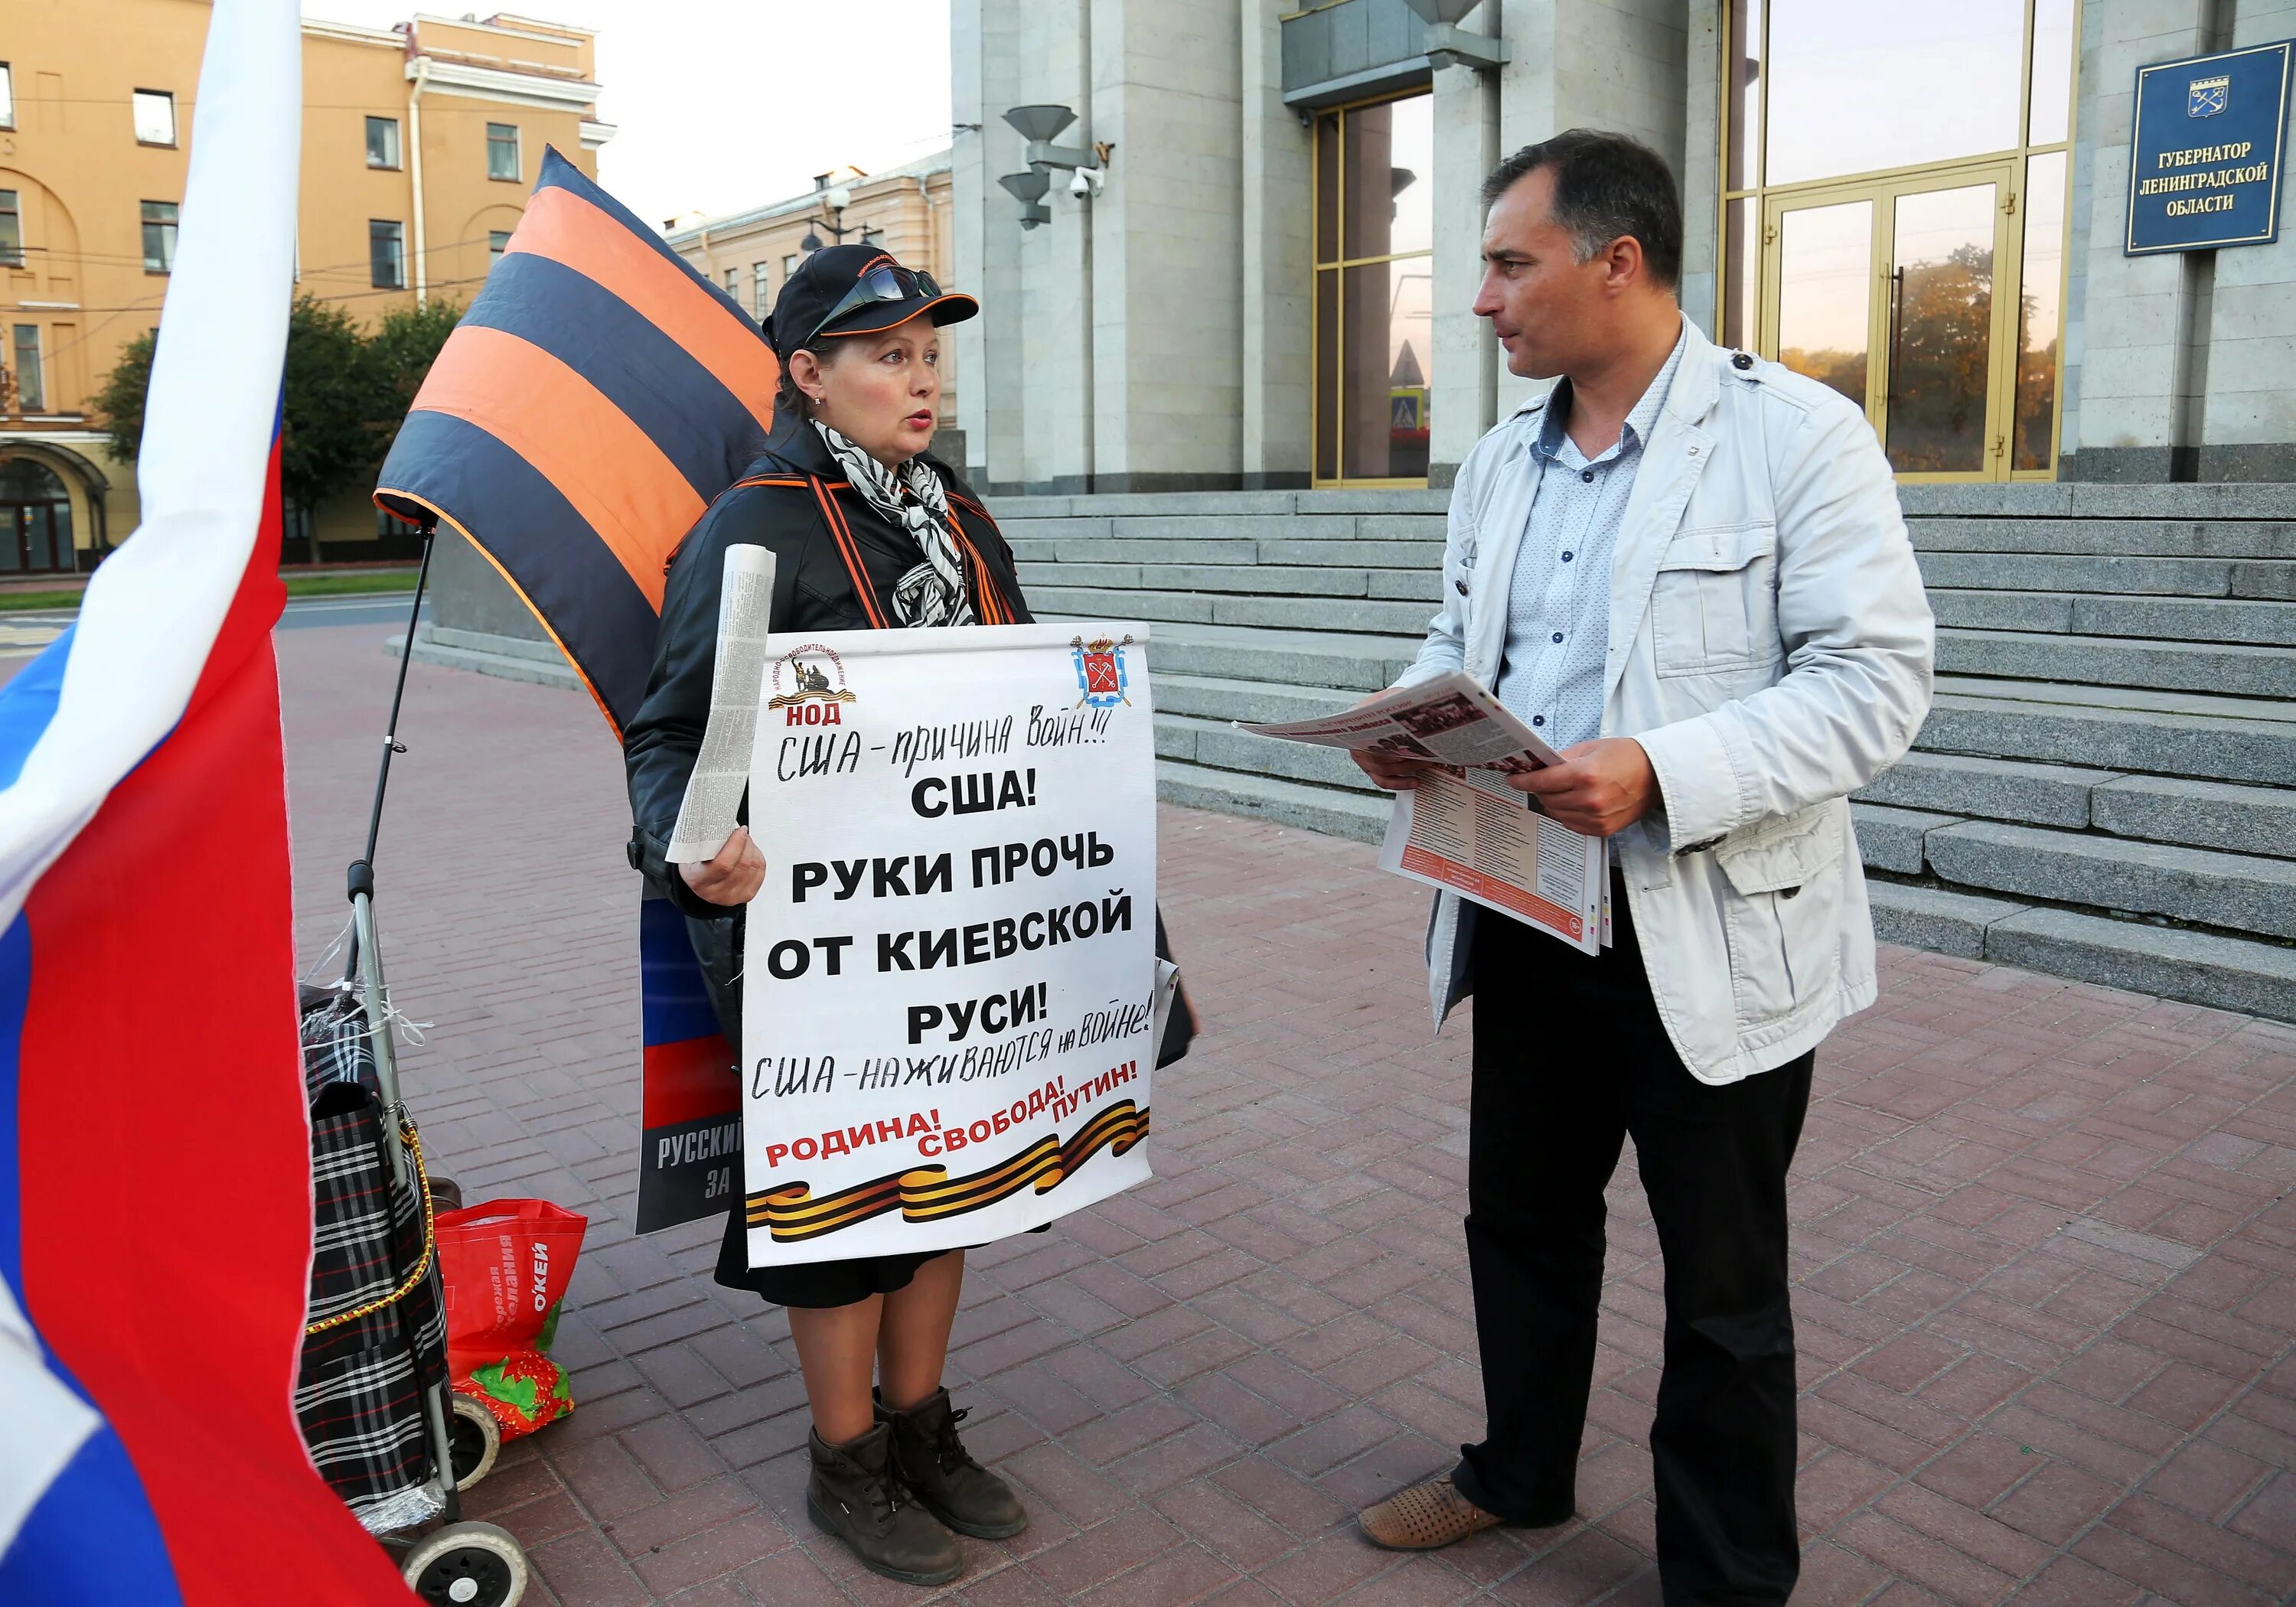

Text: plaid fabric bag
xmin=294 ymin=987 xmax=448 ymax=1536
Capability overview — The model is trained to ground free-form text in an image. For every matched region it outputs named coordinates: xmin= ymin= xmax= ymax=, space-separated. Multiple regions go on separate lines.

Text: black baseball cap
xmin=762 ymin=244 xmax=979 ymax=354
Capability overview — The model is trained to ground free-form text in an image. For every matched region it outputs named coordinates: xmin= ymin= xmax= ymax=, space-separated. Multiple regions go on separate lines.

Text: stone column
xmin=1016 ymin=0 xmax=1095 ymax=493
xmin=1679 ymin=0 xmax=1722 ymax=337
xmin=1241 ymin=0 xmax=1312 ymax=489
xmin=1088 ymin=0 xmax=1245 ymax=492
xmin=1428 ymin=15 xmax=1502 ymax=485
xmin=2066 ymin=0 xmax=2219 ymax=481
xmin=2198 ymin=0 xmax=2296 ymax=479
xmin=951 ymin=0 xmax=1026 ymax=490
xmin=1491 ymin=0 xmax=1691 ymax=415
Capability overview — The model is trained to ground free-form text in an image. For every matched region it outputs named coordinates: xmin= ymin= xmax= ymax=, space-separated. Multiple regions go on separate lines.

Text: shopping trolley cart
xmin=294 ymin=525 xmax=532 ymax=1606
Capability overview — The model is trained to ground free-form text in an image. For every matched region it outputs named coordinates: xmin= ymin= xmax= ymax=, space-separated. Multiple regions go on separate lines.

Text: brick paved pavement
xmin=279 ymin=618 xmax=2296 ymax=1607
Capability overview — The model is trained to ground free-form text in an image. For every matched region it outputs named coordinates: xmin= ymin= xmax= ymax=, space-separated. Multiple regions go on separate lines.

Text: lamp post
xmin=1397 ymin=0 xmax=1510 ymax=73
xmin=800 ymin=180 xmax=856 ymax=253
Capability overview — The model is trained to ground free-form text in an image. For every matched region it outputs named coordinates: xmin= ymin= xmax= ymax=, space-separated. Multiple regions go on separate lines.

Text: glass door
xmin=1762 ymin=161 xmax=2021 ymax=481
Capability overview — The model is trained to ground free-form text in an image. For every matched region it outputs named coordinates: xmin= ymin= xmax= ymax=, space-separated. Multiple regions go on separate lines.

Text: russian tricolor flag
xmin=0 ymin=1 xmax=412 ymax=1600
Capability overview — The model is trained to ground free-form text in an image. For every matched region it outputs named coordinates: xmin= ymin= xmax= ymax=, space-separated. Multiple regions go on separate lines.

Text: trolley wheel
xmin=429 ymin=1175 xmax=465 ymax=1212
xmin=448 ymin=1393 xmax=501 ymax=1490
xmin=400 ymin=1521 xmax=528 ymax=1607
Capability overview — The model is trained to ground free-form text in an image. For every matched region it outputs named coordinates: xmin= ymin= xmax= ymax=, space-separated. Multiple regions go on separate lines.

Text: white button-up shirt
xmin=1494 ymin=325 xmax=1688 ymax=751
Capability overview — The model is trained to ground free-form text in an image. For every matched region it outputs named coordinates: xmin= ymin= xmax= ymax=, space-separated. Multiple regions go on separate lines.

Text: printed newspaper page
xmin=1242 ymin=672 xmax=1606 ymax=954
xmin=667 ymin=544 xmax=778 ymax=864
xmin=1379 ymin=771 xmax=1604 ymax=954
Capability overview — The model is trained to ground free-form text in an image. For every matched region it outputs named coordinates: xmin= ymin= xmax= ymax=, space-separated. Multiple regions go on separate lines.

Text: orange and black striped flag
xmin=374 ymin=146 xmax=778 ymax=736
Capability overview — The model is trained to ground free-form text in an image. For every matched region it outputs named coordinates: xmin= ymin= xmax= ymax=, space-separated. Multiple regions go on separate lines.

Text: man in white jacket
xmin=1352 ymin=131 xmax=1933 ymax=1605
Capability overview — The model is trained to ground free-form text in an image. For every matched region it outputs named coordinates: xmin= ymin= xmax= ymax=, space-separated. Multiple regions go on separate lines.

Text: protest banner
xmin=737 ymin=621 xmax=1159 ymax=1266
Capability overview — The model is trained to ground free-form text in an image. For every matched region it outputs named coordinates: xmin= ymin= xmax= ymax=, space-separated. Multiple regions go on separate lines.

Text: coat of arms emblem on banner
xmin=767 ymin=643 xmax=859 ymax=711
xmin=2189 ymin=73 xmax=2230 ymax=117
xmin=1071 ymin=634 xmax=1135 ymax=708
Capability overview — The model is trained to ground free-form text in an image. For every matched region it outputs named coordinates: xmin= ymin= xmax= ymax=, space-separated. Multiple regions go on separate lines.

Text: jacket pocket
xmin=1715 ymin=801 xmax=1845 ymax=1023
xmin=1651 ymin=521 xmax=1778 ymax=677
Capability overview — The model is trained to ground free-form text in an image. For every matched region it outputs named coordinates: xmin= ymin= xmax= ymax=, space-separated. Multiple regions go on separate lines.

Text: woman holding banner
xmin=623 ymin=246 xmax=1032 ymax=1588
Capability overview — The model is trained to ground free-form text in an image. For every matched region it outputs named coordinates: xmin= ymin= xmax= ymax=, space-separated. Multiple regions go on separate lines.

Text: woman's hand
xmin=679 ymin=826 xmax=766 ymax=906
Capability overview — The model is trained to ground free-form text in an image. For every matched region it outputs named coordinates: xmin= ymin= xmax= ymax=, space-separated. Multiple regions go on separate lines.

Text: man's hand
xmin=1352 ymin=745 xmax=1441 ymax=791
xmin=679 ymin=825 xmax=765 ymax=906
xmin=1508 ymin=738 xmax=1659 ymax=836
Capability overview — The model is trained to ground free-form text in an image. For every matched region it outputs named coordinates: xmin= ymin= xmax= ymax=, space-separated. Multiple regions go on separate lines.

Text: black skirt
xmin=713 ymin=1199 xmax=956 ymax=1310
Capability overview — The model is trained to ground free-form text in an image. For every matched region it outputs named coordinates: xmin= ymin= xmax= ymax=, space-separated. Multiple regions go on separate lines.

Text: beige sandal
xmin=1358 ymin=1474 xmax=1505 ymax=1550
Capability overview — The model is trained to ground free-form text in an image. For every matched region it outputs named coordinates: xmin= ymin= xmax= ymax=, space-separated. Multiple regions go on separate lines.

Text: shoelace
xmin=934 ymin=1406 xmax=981 ymax=1475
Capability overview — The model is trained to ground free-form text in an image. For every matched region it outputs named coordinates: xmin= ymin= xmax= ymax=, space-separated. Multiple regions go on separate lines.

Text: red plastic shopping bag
xmin=434 ymin=1199 xmax=589 ymax=1440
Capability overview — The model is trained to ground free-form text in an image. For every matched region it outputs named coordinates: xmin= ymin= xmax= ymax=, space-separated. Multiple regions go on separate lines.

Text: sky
xmin=304 ymin=1 xmax=955 ymax=228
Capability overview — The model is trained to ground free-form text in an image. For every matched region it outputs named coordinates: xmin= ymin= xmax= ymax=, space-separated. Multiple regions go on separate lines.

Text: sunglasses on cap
xmin=805 ymin=263 xmax=942 ymax=347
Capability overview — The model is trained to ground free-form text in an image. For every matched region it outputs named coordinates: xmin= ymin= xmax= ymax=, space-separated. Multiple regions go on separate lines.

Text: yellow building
xmin=0 ymin=3 xmax=612 ymax=570
xmin=667 ymin=155 xmax=964 ymax=461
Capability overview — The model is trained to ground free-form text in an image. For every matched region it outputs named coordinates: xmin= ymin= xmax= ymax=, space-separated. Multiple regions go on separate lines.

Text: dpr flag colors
xmin=739 ymin=624 xmax=1160 ymax=1266
xmin=635 ymin=886 xmax=742 ymax=1232
xmin=0 ymin=1 xmax=414 ymax=1600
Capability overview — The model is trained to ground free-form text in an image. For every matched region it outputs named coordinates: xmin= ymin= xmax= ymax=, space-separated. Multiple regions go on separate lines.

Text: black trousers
xmin=1453 ymin=892 xmax=1812 ymax=1607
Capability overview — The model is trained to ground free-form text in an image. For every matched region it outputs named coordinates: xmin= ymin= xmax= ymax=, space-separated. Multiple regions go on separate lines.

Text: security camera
xmin=1069 ymin=166 xmax=1105 ymax=198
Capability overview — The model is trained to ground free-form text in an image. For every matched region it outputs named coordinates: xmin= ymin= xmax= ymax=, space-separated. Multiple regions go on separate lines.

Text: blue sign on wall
xmin=2126 ymin=41 xmax=2293 ymax=254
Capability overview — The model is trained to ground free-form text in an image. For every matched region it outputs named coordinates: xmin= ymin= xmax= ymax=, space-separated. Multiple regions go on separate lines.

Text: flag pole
xmin=344 ymin=514 xmax=436 ymax=978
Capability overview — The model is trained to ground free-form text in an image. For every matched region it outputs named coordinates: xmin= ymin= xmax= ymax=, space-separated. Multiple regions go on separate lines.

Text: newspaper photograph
xmin=1241 ymin=672 xmax=1606 ymax=954
xmin=1238 ymin=670 xmax=1565 ymax=772
xmin=666 ymin=543 xmax=778 ymax=864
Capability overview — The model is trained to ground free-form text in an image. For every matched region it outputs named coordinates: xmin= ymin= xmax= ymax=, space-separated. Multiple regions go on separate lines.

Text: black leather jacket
xmin=621 ymin=414 xmax=1031 ymax=1046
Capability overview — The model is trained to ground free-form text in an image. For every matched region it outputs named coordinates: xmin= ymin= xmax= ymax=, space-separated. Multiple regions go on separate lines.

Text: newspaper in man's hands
xmin=665 ymin=544 xmax=778 ymax=865
xmin=1241 ymin=672 xmax=1608 ymax=954
xmin=1237 ymin=671 xmax=1566 ymax=773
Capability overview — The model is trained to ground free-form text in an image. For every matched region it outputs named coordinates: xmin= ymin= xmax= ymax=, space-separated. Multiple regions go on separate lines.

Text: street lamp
xmin=998 ymin=169 xmax=1052 ymax=230
xmin=801 ymin=180 xmax=856 ymax=253
xmin=1397 ymin=0 xmax=1510 ymax=73
xmin=998 ymin=105 xmax=1110 ymax=227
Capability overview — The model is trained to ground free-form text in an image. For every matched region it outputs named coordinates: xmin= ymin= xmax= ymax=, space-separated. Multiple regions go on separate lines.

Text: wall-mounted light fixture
xmin=997 ymin=106 xmax=1114 ymax=226
xmin=1398 ymin=0 xmax=1510 ymax=73
xmin=998 ymin=169 xmax=1052 ymax=229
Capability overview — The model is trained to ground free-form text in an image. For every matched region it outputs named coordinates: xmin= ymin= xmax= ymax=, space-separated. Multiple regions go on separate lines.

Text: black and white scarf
xmin=814 ymin=422 xmax=975 ymax=627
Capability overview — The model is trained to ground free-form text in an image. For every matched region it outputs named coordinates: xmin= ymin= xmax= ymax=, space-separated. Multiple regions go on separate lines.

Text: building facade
xmin=0 ymin=2 xmax=612 ymax=569
xmin=666 ymin=154 xmax=962 ymax=459
xmin=951 ymin=0 xmax=2296 ymax=494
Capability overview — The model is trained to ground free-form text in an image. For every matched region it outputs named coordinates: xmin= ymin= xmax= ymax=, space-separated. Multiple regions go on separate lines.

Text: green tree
xmin=86 ymin=329 xmax=158 ymax=470
xmin=365 ymin=298 xmax=464 ymax=441
xmin=90 ymin=294 xmax=465 ymax=526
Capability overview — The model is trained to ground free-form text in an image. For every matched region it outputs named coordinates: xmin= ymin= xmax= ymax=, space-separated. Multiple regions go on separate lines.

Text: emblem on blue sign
xmin=1071 ymin=634 xmax=1134 ymax=708
xmin=2189 ymin=73 xmax=2229 ymax=117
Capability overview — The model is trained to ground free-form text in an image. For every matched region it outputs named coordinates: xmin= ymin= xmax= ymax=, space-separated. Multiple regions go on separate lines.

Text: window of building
xmin=0 ymin=190 xmax=21 ymax=268
xmin=367 ymin=116 xmax=402 ymax=170
xmin=490 ymin=230 xmax=512 ymax=265
xmin=1721 ymin=0 xmax=2078 ymax=478
xmin=1311 ymin=90 xmax=1434 ymax=486
xmin=141 ymin=200 xmax=178 ymax=273
xmin=783 ymin=253 xmax=801 ymax=279
xmin=0 ymin=456 xmax=73 ymax=572
xmin=725 ymin=266 xmax=740 ymax=303
xmin=132 ymin=90 xmax=176 ymax=147
xmin=0 ymin=64 xmax=15 ymax=131
xmin=10 ymin=326 xmax=42 ymax=412
xmin=370 ymin=219 xmax=405 ymax=288
xmin=753 ymin=262 xmax=770 ymax=311
xmin=487 ymin=122 xmax=521 ymax=182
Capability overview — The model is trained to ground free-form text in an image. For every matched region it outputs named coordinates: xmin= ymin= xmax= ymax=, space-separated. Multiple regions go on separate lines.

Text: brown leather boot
xmin=806 ymin=1423 xmax=965 ymax=1586
xmin=877 ymin=1387 xmax=1029 ymax=1540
